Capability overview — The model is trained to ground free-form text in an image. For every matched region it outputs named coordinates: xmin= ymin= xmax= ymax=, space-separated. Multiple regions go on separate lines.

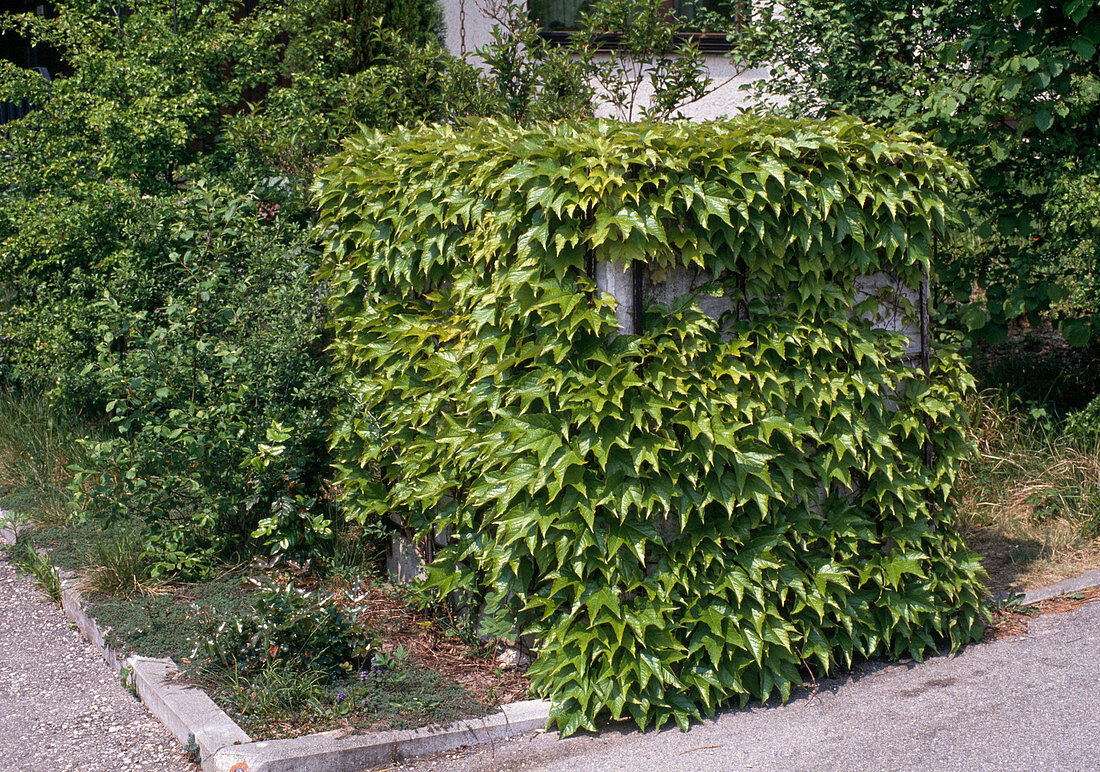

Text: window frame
xmin=532 ymin=0 xmax=748 ymax=51
xmin=537 ymin=29 xmax=741 ymax=51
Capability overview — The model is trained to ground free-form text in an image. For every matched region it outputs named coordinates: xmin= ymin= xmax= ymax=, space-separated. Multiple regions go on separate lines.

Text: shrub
xmin=192 ymin=580 xmax=377 ymax=677
xmin=68 ymin=181 xmax=336 ymax=575
xmin=1 ymin=0 xmax=451 ymax=571
xmin=738 ymin=0 xmax=1100 ymax=347
xmin=315 ymin=116 xmax=988 ymax=735
xmin=0 ymin=0 xmax=450 ymax=403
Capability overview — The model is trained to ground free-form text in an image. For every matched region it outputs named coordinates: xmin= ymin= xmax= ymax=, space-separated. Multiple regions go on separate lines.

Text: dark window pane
xmin=532 ymin=0 xmax=745 ymax=34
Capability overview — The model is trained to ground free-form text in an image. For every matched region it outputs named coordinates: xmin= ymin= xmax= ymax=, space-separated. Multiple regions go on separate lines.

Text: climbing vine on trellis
xmin=314 ymin=116 xmax=986 ymax=736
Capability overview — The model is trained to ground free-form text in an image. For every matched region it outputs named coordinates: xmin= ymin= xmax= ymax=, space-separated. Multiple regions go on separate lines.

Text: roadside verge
xmin=0 ymin=515 xmax=552 ymax=772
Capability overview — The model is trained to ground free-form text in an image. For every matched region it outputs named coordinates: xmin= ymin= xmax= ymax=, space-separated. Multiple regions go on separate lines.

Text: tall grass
xmin=77 ymin=526 xmax=164 ymax=599
xmin=955 ymin=390 xmax=1100 ymax=590
xmin=0 ymin=390 xmax=90 ymax=525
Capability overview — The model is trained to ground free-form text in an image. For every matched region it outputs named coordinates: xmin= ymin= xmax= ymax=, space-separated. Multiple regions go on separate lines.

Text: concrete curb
xmin=7 ymin=509 xmax=1100 ymax=769
xmin=1 ymin=517 xmax=551 ymax=771
xmin=57 ymin=573 xmax=252 ymax=769
xmin=210 ymin=699 xmax=553 ymax=772
xmin=55 ymin=569 xmax=551 ymax=771
xmin=1022 ymin=567 xmax=1100 ymax=605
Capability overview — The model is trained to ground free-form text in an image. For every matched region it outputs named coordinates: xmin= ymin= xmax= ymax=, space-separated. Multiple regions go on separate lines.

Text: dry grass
xmin=955 ymin=390 xmax=1100 ymax=594
xmin=74 ymin=526 xmax=169 ymax=599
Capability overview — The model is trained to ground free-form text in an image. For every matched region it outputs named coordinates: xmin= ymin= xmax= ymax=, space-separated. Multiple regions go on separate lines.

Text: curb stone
xmin=1021 ymin=568 xmax=1100 ymax=605
xmin=0 ymin=516 xmax=552 ymax=771
xmin=209 ymin=699 xmax=553 ymax=772
xmin=57 ymin=570 xmax=252 ymax=768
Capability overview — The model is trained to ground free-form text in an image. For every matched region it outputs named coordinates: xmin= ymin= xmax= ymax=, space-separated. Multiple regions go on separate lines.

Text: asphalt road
xmin=0 ymin=552 xmax=196 ymax=772
xmin=400 ymin=598 xmax=1100 ymax=772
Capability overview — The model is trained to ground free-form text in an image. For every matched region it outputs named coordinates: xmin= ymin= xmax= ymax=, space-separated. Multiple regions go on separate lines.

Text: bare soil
xmin=341 ymin=580 xmax=531 ymax=707
xmin=962 ymin=522 xmax=1100 ymax=596
xmin=983 ymin=586 xmax=1100 ymax=643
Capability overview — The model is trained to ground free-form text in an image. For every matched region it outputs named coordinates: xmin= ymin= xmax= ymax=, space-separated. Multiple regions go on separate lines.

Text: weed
xmin=183 ymin=733 xmax=200 ymax=764
xmin=77 ymin=526 xmax=163 ymax=599
xmin=989 ymin=591 xmax=1033 ymax=615
xmin=119 ymin=663 xmax=138 ymax=697
xmin=8 ymin=539 xmax=62 ymax=602
xmin=0 ymin=508 xmax=27 ymax=536
xmin=219 ymin=660 xmax=329 ymax=720
xmin=1065 ymin=395 xmax=1100 ymax=447
xmin=326 ymin=524 xmax=385 ymax=583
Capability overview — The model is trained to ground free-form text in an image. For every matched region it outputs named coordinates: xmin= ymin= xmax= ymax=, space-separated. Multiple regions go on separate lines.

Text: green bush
xmin=66 ymin=181 xmax=336 ymax=575
xmin=192 ymin=579 xmax=377 ymax=677
xmin=315 ymin=116 xmax=987 ymax=735
xmin=0 ymin=0 xmax=450 ymax=571
xmin=0 ymin=0 xmax=450 ymax=402
xmin=737 ymin=0 xmax=1100 ymax=347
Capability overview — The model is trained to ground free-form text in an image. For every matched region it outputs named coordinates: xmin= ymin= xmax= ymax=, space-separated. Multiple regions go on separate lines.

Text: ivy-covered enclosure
xmin=314 ymin=116 xmax=987 ymax=736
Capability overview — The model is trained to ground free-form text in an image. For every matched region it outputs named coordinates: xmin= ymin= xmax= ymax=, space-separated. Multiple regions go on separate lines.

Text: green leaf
xmin=1062 ymin=320 xmax=1092 ymax=347
xmin=1034 ymin=109 xmax=1053 ymax=132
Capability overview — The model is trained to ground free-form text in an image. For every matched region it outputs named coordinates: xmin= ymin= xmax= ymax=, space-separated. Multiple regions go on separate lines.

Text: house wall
xmin=439 ymin=0 xmax=770 ymax=119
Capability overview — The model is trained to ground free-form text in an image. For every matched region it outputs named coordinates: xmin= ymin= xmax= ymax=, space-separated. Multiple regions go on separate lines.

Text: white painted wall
xmin=440 ymin=0 xmax=769 ymax=118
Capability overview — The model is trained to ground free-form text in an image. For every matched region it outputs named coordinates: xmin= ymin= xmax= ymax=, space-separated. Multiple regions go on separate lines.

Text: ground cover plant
xmin=7 ymin=512 xmax=516 ymax=739
xmin=317 ymin=115 xmax=989 ymax=736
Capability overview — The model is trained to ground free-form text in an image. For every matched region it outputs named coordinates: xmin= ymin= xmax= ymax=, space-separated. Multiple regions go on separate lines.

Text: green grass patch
xmin=89 ymin=574 xmax=255 ymax=661
xmin=21 ymin=519 xmax=128 ymax=572
xmin=0 ymin=390 xmax=95 ymax=525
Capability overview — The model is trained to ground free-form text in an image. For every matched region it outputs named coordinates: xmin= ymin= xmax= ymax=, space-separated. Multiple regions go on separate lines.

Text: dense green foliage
xmin=0 ymin=0 xmax=447 ymax=571
xmin=316 ymin=117 xmax=987 ymax=735
xmin=1065 ymin=394 xmax=1100 ymax=444
xmin=741 ymin=0 xmax=1100 ymax=347
xmin=65 ymin=182 xmax=336 ymax=574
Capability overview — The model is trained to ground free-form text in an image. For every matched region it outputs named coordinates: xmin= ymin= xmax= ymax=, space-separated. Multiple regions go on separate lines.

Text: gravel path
xmin=0 ymin=552 xmax=197 ymax=772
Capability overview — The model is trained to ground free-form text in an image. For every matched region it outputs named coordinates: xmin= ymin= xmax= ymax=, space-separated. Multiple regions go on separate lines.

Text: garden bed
xmin=14 ymin=523 xmax=530 ymax=742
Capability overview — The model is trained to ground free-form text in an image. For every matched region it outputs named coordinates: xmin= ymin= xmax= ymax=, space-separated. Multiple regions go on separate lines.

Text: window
xmin=532 ymin=0 xmax=747 ymax=49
